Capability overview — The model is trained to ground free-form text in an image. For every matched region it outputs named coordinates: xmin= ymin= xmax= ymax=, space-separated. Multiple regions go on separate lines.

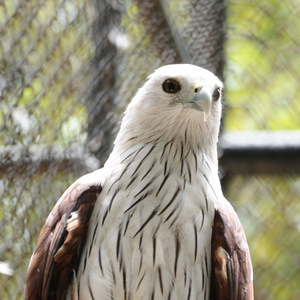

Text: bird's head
xmin=115 ymin=64 xmax=223 ymax=164
xmin=140 ymin=64 xmax=222 ymax=121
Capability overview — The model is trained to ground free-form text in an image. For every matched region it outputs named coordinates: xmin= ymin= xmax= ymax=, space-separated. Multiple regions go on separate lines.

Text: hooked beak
xmin=185 ymin=86 xmax=212 ymax=121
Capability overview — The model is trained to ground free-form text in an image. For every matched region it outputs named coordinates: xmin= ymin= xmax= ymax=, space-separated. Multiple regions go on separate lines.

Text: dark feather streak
xmin=158 ymin=267 xmax=164 ymax=294
xmin=174 ymin=231 xmax=181 ymax=277
xmin=78 ymin=279 xmax=81 ymax=298
xmin=163 ymin=205 xmax=178 ymax=223
xmin=110 ymin=261 xmax=116 ymax=285
xmin=200 ymin=209 xmax=205 ymax=230
xmin=138 ymin=251 xmax=143 ymax=275
xmin=153 ymin=220 xmax=161 ymax=238
xmin=91 ymin=222 xmax=99 ymax=247
xmin=98 ymin=248 xmax=104 ymax=275
xmin=107 ymin=178 xmax=119 ymax=194
xmin=124 ymin=192 xmax=149 ymax=213
xmin=122 ymin=266 xmax=127 ymax=300
xmin=83 ymin=251 xmax=87 ymax=274
xmin=133 ymin=145 xmax=146 ymax=159
xmin=139 ymin=233 xmax=143 ymax=250
xmin=183 ymin=178 xmax=187 ymax=190
xmin=180 ymin=141 xmax=184 ymax=161
xmin=109 ymin=188 xmax=119 ymax=211
xmin=172 ymin=148 xmax=178 ymax=162
xmin=88 ymin=275 xmax=95 ymax=300
xmin=187 ymin=161 xmax=192 ymax=184
xmin=102 ymin=208 xmax=109 ymax=226
xmin=120 ymin=150 xmax=135 ymax=164
xmin=156 ymin=173 xmax=170 ymax=196
xmin=134 ymin=209 xmax=157 ymax=237
xmin=159 ymin=187 xmax=180 ymax=215
xmin=202 ymin=188 xmax=209 ymax=212
xmin=116 ymin=225 xmax=122 ymax=260
xmin=136 ymin=273 xmax=145 ymax=291
xmin=169 ymin=139 xmax=175 ymax=155
xmin=118 ymin=161 xmax=133 ymax=181
xmin=134 ymin=177 xmax=156 ymax=198
xmin=151 ymin=289 xmax=155 ymax=300
xmin=88 ymin=241 xmax=93 ymax=258
xmin=160 ymin=139 xmax=173 ymax=162
xmin=180 ymin=159 xmax=184 ymax=176
xmin=184 ymin=145 xmax=191 ymax=160
xmin=131 ymin=145 xmax=155 ymax=177
xmin=194 ymin=223 xmax=198 ymax=262
xmin=168 ymin=212 xmax=180 ymax=229
xmin=187 ymin=278 xmax=192 ymax=300
xmin=119 ymin=254 xmax=123 ymax=272
xmin=126 ymin=175 xmax=137 ymax=189
xmin=192 ymin=150 xmax=198 ymax=171
xmin=141 ymin=160 xmax=157 ymax=181
xmin=124 ymin=209 xmax=135 ymax=235
xmin=164 ymin=161 xmax=168 ymax=176
xmin=152 ymin=236 xmax=156 ymax=266
xmin=205 ymin=249 xmax=208 ymax=276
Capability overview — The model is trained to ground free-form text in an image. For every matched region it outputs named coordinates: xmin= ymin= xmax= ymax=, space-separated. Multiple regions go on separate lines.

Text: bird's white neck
xmin=106 ymin=107 xmax=220 ymax=171
xmin=105 ymin=122 xmax=220 ymax=183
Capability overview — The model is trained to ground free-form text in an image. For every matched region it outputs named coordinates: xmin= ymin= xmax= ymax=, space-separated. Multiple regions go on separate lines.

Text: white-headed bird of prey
xmin=24 ymin=64 xmax=253 ymax=300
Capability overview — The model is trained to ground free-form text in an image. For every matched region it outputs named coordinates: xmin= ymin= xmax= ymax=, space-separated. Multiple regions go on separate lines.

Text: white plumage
xmin=76 ymin=64 xmax=223 ymax=299
xmin=25 ymin=64 xmax=253 ymax=300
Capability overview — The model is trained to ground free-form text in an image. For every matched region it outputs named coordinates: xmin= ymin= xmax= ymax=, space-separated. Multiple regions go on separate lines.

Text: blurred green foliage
xmin=0 ymin=0 xmax=91 ymax=148
xmin=0 ymin=0 xmax=93 ymax=298
xmin=226 ymin=176 xmax=300 ymax=300
xmin=225 ymin=0 xmax=300 ymax=131
xmin=225 ymin=2 xmax=300 ymax=300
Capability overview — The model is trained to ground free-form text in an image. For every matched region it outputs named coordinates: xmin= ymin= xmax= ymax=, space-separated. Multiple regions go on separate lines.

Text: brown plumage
xmin=211 ymin=201 xmax=254 ymax=300
xmin=24 ymin=171 xmax=102 ymax=300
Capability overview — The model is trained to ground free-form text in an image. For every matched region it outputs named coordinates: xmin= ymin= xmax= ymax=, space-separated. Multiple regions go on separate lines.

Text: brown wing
xmin=24 ymin=170 xmax=103 ymax=300
xmin=210 ymin=199 xmax=254 ymax=300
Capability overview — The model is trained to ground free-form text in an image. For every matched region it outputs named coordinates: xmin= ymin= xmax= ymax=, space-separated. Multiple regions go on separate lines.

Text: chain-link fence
xmin=1 ymin=0 xmax=299 ymax=299
xmin=223 ymin=1 xmax=300 ymax=299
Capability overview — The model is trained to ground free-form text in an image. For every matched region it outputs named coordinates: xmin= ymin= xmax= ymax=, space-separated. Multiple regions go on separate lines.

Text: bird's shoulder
xmin=24 ymin=169 xmax=105 ymax=300
xmin=211 ymin=198 xmax=254 ymax=300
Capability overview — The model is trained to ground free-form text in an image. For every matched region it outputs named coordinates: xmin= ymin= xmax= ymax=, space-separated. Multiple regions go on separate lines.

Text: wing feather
xmin=210 ymin=200 xmax=254 ymax=300
xmin=24 ymin=170 xmax=103 ymax=300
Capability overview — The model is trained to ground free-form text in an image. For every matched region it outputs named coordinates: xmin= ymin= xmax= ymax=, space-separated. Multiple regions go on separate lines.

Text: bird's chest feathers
xmin=78 ymin=143 xmax=218 ymax=299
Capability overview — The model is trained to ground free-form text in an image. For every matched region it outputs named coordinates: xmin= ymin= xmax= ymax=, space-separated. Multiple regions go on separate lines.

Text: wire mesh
xmin=224 ymin=3 xmax=300 ymax=298
xmin=224 ymin=0 xmax=300 ymax=131
xmin=0 ymin=0 xmax=299 ymax=299
xmin=0 ymin=0 xmax=97 ymax=297
xmin=225 ymin=175 xmax=300 ymax=300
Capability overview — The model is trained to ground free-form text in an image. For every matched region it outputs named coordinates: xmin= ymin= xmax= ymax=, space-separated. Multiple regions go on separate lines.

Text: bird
xmin=24 ymin=64 xmax=253 ymax=300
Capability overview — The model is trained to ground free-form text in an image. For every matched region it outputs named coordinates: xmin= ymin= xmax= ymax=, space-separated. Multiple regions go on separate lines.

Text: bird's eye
xmin=162 ymin=79 xmax=181 ymax=93
xmin=212 ymin=87 xmax=221 ymax=101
